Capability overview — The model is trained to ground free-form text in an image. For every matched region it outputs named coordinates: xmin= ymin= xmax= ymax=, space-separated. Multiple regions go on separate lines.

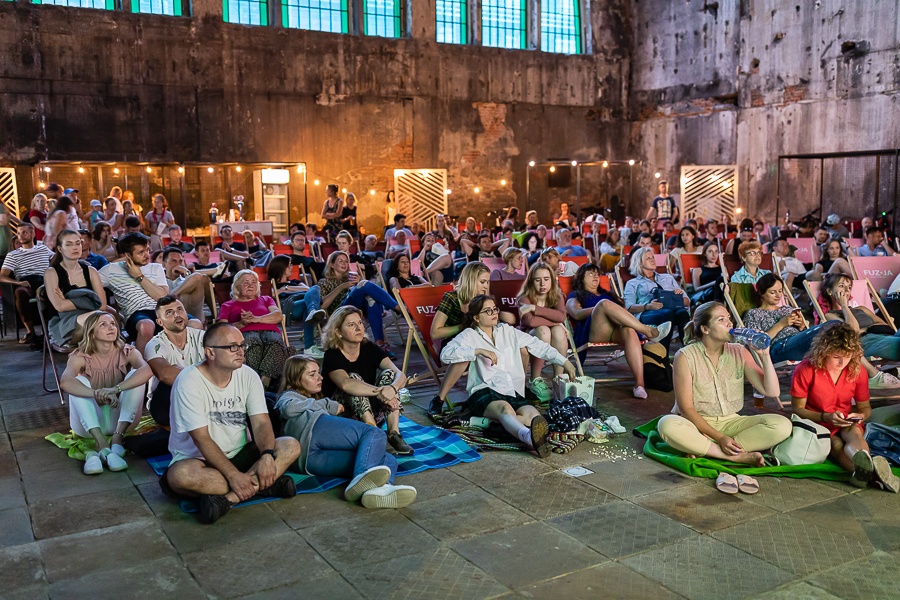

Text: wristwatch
xmin=261 ymin=449 xmax=277 ymax=460
xmin=135 ymin=275 xmax=144 ymax=283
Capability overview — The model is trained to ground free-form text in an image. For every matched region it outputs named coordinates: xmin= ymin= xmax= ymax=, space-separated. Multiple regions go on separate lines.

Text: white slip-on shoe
xmin=649 ymin=322 xmax=672 ymax=343
xmin=101 ymin=449 xmax=128 ymax=472
xmin=83 ymin=452 xmax=103 ymax=476
xmin=632 ymin=386 xmax=648 ymax=399
xmin=344 ymin=466 xmax=392 ymax=503
xmin=361 ymin=484 xmax=417 ymax=509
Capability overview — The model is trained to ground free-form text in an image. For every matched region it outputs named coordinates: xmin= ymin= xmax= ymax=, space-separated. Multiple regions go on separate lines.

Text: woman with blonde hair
xmin=518 ymin=261 xmax=568 ymax=401
xmin=60 ymin=311 xmax=153 ymax=475
xmin=217 ymin=269 xmax=289 ymax=389
xmin=491 ymin=247 xmax=527 ymax=281
xmin=27 ymin=193 xmax=48 ymax=242
xmin=321 ymin=306 xmax=414 ymax=455
xmin=790 ymin=324 xmax=898 ymax=491
xmin=276 ymin=355 xmax=417 ymax=507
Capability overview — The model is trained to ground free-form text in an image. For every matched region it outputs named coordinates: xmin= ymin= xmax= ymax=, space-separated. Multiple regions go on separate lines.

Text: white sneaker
xmin=344 ymin=466 xmax=392 ymax=503
xmin=529 ymin=377 xmax=552 ymax=403
xmin=305 ymin=309 xmax=327 ymax=324
xmin=304 ymin=345 xmax=325 ymax=360
xmin=361 ymin=484 xmax=417 ymax=509
xmin=604 ymin=416 xmax=627 ymax=434
xmin=83 ymin=452 xmax=103 ymax=476
xmin=869 ymin=371 xmax=900 ymax=390
xmin=111 ymin=443 xmax=126 ymax=457
xmin=101 ymin=449 xmax=128 ymax=472
xmin=633 ymin=386 xmax=648 ymax=399
xmin=649 ymin=322 xmax=672 ymax=344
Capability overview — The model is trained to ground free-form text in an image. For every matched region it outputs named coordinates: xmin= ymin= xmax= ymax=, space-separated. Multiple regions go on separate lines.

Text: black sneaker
xmin=388 ymin=432 xmax=414 ymax=455
xmin=158 ymin=472 xmax=181 ymax=500
xmin=255 ymin=474 xmax=297 ymax=499
xmin=427 ymin=395 xmax=445 ymax=421
xmin=198 ymin=494 xmax=232 ymax=524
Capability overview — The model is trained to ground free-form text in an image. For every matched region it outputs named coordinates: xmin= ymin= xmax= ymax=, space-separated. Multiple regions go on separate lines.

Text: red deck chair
xmin=489 ymin=279 xmax=523 ymax=326
xmin=273 ymin=244 xmax=292 ymax=256
xmin=805 ymin=279 xmax=896 ymax=332
xmin=393 ymin=284 xmax=454 ymax=387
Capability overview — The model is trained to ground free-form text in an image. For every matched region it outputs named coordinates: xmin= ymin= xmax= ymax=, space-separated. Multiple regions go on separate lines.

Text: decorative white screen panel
xmin=393 ymin=169 xmax=448 ymax=232
xmin=680 ymin=165 xmax=738 ymax=223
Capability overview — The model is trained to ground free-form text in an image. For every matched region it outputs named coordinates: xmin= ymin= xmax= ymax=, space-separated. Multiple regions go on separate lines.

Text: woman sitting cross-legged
xmin=517 ymin=261 xmax=569 ymax=402
xmin=657 ymin=302 xmax=791 ymax=467
xmin=567 ymin=263 xmax=670 ymax=399
xmin=790 ymin=324 xmax=899 ymax=492
xmin=441 ymin=294 xmax=577 ymax=457
xmin=218 ymin=269 xmax=291 ymax=391
xmin=276 ymin=355 xmax=417 ymax=508
xmin=321 ymin=306 xmax=414 ymax=455
xmin=60 ymin=311 xmax=153 ymax=475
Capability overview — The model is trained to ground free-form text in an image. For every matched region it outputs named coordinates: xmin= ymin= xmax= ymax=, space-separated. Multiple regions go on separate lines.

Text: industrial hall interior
xmin=3 ymin=0 xmax=900 ymax=599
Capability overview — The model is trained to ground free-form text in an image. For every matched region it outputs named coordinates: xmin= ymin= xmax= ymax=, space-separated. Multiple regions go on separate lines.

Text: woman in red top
xmin=790 ymin=323 xmax=898 ymax=492
xmin=27 ymin=193 xmax=48 ymax=242
xmin=518 ymin=261 xmax=567 ymax=400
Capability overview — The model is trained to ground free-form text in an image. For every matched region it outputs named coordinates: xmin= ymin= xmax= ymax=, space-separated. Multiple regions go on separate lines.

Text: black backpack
xmin=642 ymin=341 xmax=673 ymax=392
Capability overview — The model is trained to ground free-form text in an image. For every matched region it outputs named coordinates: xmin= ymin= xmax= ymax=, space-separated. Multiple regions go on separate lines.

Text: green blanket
xmin=635 ymin=417 xmax=898 ymax=481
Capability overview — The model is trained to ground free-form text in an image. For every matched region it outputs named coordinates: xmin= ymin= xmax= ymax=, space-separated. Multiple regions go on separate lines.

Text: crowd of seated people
xmin=11 ymin=183 xmax=900 ymax=527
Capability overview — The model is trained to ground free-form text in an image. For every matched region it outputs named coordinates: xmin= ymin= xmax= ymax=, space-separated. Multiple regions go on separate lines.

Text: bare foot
xmin=732 ymin=451 xmax=764 ymax=467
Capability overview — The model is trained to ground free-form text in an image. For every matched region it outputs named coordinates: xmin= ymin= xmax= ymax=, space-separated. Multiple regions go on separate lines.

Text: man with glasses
xmin=162 ymin=322 xmax=300 ymax=524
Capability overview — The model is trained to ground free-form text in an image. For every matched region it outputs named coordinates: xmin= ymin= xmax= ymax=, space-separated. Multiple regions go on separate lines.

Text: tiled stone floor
xmin=1 ymin=330 xmax=898 ymax=600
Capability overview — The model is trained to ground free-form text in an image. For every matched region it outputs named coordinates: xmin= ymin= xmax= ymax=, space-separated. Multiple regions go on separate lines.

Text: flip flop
xmin=715 ymin=473 xmax=739 ymax=494
xmin=736 ymin=475 xmax=760 ymax=494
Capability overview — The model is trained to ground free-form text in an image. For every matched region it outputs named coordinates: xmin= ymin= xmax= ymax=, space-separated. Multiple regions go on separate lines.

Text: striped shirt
xmin=1 ymin=244 xmax=53 ymax=279
xmin=99 ymin=262 xmax=166 ymax=319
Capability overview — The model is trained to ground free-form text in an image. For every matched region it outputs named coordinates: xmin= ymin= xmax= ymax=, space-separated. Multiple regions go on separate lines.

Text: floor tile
xmin=159 ymin=502 xmax=294 ymax=554
xmin=15 ymin=444 xmax=73 ymax=475
xmin=0 ymin=506 xmax=35 ymax=548
xmin=481 ymin=471 xmax=612 ymax=520
xmin=136 ymin=481 xmax=186 ymax=518
xmin=711 ymin=512 xmax=875 ymax=576
xmin=50 ymin=556 xmax=205 ymax=599
xmin=0 ymin=542 xmax=46 ymax=593
xmin=740 ymin=477 xmax=846 ymax=513
xmin=269 ymin=486 xmax=372 ymax=529
xmin=0 ymin=475 xmax=26 ymax=510
xmin=21 ymin=464 xmax=133 ymax=503
xmin=632 ymin=482 xmax=776 ymax=533
xmin=125 ymin=455 xmax=162 ymax=485
xmin=547 ymin=499 xmax=696 ymax=558
xmin=622 ymin=536 xmax=795 ymax=600
xmin=343 ymin=546 xmax=510 ymax=600
xmin=300 ymin=510 xmax=439 ymax=570
xmin=184 ymin=531 xmax=334 ymax=599
xmin=39 ymin=521 xmax=176 ymax=583
xmin=448 ymin=452 xmax=555 ymax=487
xmin=394 ymin=468 xmax=477 ymax=502
xmin=30 ymin=486 xmax=154 ymax=540
xmin=516 ymin=561 xmax=685 ymax=600
xmin=400 ymin=488 xmax=533 ymax=541
xmin=806 ymin=550 xmax=900 ymax=600
xmin=577 ymin=457 xmax=694 ymax=498
xmin=0 ymin=451 xmax=19 ymax=477
xmin=787 ymin=491 xmax=900 ymax=551
xmin=451 ymin=522 xmax=606 ymax=588
xmin=242 ymin=574 xmax=363 ymax=600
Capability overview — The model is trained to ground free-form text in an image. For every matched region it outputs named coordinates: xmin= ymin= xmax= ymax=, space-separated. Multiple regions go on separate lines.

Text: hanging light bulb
xmin=146 ymin=166 xmax=153 ymax=173
xmin=500 ymin=179 xmax=507 ymax=186
xmin=654 ymin=172 xmax=661 ymax=178
xmin=528 ymin=161 xmax=535 ymax=167
xmin=342 ymin=188 xmax=347 ymax=194
xmin=43 ymin=167 xmax=51 ymax=173
xmin=113 ymin=167 xmax=120 ymax=174
xmin=235 ymin=166 xmax=242 ymax=173
xmin=369 ymin=189 xmax=376 ymax=196
xmin=444 ymin=189 xmax=452 ymax=195
xmin=628 ymin=160 xmax=635 ymax=166
xmin=207 ymin=166 xmax=214 ymax=173
xmin=571 ymin=160 xmax=578 ymax=166
xmin=313 ymin=179 xmax=320 ymax=186
xmin=549 ymin=166 xmax=556 ymax=173
xmin=177 ymin=166 xmax=185 ymax=174
xmin=602 ymin=161 xmax=609 ymax=168
xmin=473 ymin=187 xmax=480 ymax=194
xmin=77 ymin=167 xmax=85 ymax=174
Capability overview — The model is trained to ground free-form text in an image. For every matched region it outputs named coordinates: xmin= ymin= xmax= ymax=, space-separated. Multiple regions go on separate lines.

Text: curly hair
xmin=807 ymin=322 xmax=863 ymax=381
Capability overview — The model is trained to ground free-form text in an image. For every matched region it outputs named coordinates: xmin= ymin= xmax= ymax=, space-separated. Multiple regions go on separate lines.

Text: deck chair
xmin=35 ymin=286 xmax=76 ymax=404
xmin=679 ymin=254 xmax=706 ymax=291
xmin=375 ymin=260 xmax=409 ymax=341
xmin=392 ymin=285 xmax=453 ymax=389
xmin=788 ymin=237 xmax=820 ymax=264
xmin=804 ymin=279 xmax=896 ymax=331
xmin=558 ymin=276 xmax=574 ymax=298
xmin=488 ymin=279 xmax=523 ymax=326
xmin=848 ymin=255 xmax=900 ymax=297
xmin=843 ymin=237 xmax=864 ymax=250
xmin=482 ymin=257 xmax=525 ymax=275
xmin=566 ymin=274 xmax=631 ymax=364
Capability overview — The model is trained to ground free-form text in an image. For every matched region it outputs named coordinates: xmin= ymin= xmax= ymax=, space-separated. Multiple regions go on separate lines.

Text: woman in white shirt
xmin=440 ymin=294 xmax=577 ymax=458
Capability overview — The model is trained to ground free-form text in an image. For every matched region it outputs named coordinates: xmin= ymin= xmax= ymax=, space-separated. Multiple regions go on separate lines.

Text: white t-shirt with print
xmin=168 ymin=364 xmax=267 ymax=464
xmin=144 ymin=327 xmax=206 ymax=393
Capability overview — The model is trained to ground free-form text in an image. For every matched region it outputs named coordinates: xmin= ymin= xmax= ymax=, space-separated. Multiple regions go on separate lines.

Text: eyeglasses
xmin=479 ymin=307 xmax=500 ymax=316
xmin=207 ymin=343 xmax=248 ymax=353
xmin=744 ymin=250 xmax=761 ymax=256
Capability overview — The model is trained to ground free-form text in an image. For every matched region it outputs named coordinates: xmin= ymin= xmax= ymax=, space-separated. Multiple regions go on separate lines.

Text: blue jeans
xmin=862 ymin=329 xmax=900 ymax=361
xmin=639 ymin=307 xmax=690 ymax=350
xmin=305 ymin=415 xmax=398 ymax=482
xmin=342 ymin=281 xmax=398 ymax=342
xmin=770 ymin=323 xmax=835 ymax=363
xmin=301 ymin=286 xmax=322 ymax=349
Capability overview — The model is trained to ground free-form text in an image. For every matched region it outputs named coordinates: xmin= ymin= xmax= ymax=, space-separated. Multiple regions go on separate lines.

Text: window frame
xmin=31 ymin=0 xmax=116 ymax=9
xmin=540 ymin=0 xmax=583 ymax=55
xmin=480 ymin=0 xmax=528 ymax=51
xmin=223 ymin=0 xmax=269 ymax=26
xmin=436 ymin=0 xmax=468 ymax=45
xmin=281 ymin=0 xmax=350 ymax=34
xmin=131 ymin=0 xmax=184 ymax=17
xmin=360 ymin=0 xmax=402 ymax=38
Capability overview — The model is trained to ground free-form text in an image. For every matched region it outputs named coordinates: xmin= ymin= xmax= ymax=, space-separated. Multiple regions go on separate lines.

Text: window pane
xmin=481 ymin=0 xmax=525 ymax=50
xmin=362 ymin=0 xmax=401 ymax=38
xmin=436 ymin=0 xmax=466 ymax=45
xmin=224 ymin=0 xmax=268 ymax=26
xmin=133 ymin=0 xmax=182 ymax=16
xmin=541 ymin=0 xmax=581 ymax=54
xmin=282 ymin=0 xmax=348 ymax=33
xmin=33 ymin=0 xmax=114 ymax=8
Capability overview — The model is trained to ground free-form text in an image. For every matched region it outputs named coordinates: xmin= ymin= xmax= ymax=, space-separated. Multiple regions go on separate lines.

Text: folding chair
xmin=787 ymin=237 xmax=820 ymax=264
xmin=273 ymin=244 xmax=292 ymax=256
xmin=679 ymin=253 xmax=705 ymax=291
xmin=843 ymin=237 xmax=864 ymax=250
xmin=35 ymin=286 xmax=76 ymax=404
xmin=265 ymin=281 xmax=291 ymax=347
xmin=848 ymin=255 xmax=900 ymax=297
xmin=804 ymin=279 xmax=895 ymax=331
xmin=392 ymin=285 xmax=453 ymax=388
xmin=488 ymin=279 xmax=523 ymax=326
xmin=482 ymin=257 xmax=526 ymax=276
xmin=566 ymin=274 xmax=630 ymax=364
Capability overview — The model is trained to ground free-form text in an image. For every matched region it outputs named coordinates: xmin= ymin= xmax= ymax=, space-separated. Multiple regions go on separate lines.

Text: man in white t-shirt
xmin=162 ymin=323 xmax=300 ymax=524
xmin=144 ymin=296 xmax=206 ymax=426
xmin=161 ymin=247 xmax=212 ymax=322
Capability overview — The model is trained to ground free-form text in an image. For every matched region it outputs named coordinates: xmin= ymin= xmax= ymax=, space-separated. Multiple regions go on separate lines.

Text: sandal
xmin=736 ymin=475 xmax=760 ymax=494
xmin=19 ymin=332 xmax=34 ymax=345
xmin=715 ymin=473 xmax=739 ymax=494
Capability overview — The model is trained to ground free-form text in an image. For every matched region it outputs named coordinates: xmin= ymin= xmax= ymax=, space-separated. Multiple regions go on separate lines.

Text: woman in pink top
xmin=518 ymin=261 xmax=568 ymax=402
xmin=218 ymin=269 xmax=290 ymax=390
xmin=60 ymin=311 xmax=153 ymax=475
xmin=490 ymin=247 xmax=527 ymax=281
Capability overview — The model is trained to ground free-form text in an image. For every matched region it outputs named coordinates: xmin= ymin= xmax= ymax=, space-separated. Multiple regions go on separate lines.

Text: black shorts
xmin=159 ymin=442 xmax=261 ymax=499
xmin=124 ymin=309 xmax=162 ymax=340
xmin=467 ymin=387 xmax=529 ymax=417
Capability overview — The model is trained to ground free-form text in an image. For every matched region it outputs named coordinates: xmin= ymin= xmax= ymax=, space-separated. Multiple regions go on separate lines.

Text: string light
xmin=235 ymin=166 xmax=242 ymax=173
xmin=77 ymin=167 xmax=85 ymax=174
xmin=313 ymin=179 xmax=320 ymax=186
xmin=444 ymin=189 xmax=452 ymax=195
xmin=38 ymin=182 xmax=45 ymax=188
xmin=177 ymin=166 xmax=184 ymax=174
xmin=146 ymin=166 xmax=153 ymax=173
xmin=473 ymin=187 xmax=480 ymax=194
xmin=654 ymin=172 xmax=661 ymax=178
xmin=528 ymin=161 xmax=535 ymax=167
xmin=342 ymin=188 xmax=347 ymax=194
xmin=628 ymin=160 xmax=635 ymax=166
xmin=602 ymin=161 xmax=609 ymax=168
xmin=43 ymin=167 xmax=51 ymax=173
xmin=207 ymin=167 xmax=214 ymax=173
xmin=113 ymin=167 xmax=120 ymax=174
xmin=735 ymin=207 xmax=743 ymax=214
xmin=571 ymin=160 xmax=578 ymax=166
xmin=549 ymin=166 xmax=556 ymax=173
xmin=369 ymin=189 xmax=376 ymax=196
xmin=500 ymin=179 xmax=507 ymax=186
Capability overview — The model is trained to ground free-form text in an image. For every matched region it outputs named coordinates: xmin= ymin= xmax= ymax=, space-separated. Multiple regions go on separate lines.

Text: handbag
xmin=772 ymin=414 xmax=831 ymax=465
xmin=552 ymin=374 xmax=596 ymax=406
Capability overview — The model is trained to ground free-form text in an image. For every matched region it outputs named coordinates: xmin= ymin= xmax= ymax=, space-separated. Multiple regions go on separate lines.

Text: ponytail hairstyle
xmin=683 ymin=301 xmax=725 ymax=344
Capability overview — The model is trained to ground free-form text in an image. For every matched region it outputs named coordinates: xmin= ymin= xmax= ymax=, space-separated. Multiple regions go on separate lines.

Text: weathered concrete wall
xmin=0 ymin=0 xmax=632 ymax=231
xmin=626 ymin=0 xmax=900 ymax=223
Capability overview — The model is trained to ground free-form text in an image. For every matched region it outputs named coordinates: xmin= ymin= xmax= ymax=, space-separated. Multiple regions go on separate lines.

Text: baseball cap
xmin=90 ymin=199 xmax=103 ymax=208
xmin=826 ymin=214 xmax=840 ymax=225
xmin=64 ymin=188 xmax=79 ymax=195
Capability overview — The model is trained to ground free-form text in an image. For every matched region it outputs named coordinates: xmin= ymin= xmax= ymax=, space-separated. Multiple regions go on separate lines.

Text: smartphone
xmin=847 ymin=417 xmax=863 ymax=423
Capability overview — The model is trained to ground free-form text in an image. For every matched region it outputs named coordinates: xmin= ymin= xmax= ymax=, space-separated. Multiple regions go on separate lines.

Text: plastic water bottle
xmin=209 ymin=203 xmax=218 ymax=224
xmin=730 ymin=328 xmax=771 ymax=350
